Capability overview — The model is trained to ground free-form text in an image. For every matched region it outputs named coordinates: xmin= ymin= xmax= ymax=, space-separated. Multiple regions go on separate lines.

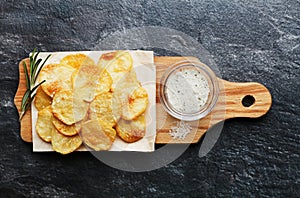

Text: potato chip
xmin=98 ymin=51 xmax=133 ymax=72
xmin=112 ymin=71 xmax=142 ymax=116
xmin=39 ymin=64 xmax=75 ymax=97
xmin=60 ymin=53 xmax=95 ymax=70
xmin=52 ymin=116 xmax=80 ymax=136
xmin=112 ymin=69 xmax=140 ymax=92
xmin=111 ymin=69 xmax=148 ymax=120
xmin=98 ymin=51 xmax=133 ymax=91
xmin=89 ymin=92 xmax=121 ymax=127
xmin=80 ymin=120 xmax=116 ymax=151
xmin=121 ymin=86 xmax=148 ymax=120
xmin=52 ymin=90 xmax=89 ymax=125
xmin=72 ymin=64 xmax=112 ymax=102
xmin=116 ymin=114 xmax=146 ymax=143
xmin=36 ymin=106 xmax=53 ymax=142
xmin=51 ymin=128 xmax=82 ymax=155
xmin=34 ymin=87 xmax=52 ymax=111
xmin=95 ymin=69 xmax=112 ymax=96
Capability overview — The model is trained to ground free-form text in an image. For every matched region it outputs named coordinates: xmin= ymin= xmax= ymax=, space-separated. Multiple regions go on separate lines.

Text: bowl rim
xmin=159 ymin=60 xmax=219 ymax=121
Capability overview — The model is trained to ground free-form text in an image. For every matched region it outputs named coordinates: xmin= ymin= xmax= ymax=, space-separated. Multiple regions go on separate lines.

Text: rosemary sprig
xmin=19 ymin=48 xmax=51 ymax=120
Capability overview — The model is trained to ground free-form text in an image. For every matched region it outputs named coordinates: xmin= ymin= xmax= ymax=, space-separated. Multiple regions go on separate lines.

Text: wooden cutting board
xmin=14 ymin=56 xmax=272 ymax=144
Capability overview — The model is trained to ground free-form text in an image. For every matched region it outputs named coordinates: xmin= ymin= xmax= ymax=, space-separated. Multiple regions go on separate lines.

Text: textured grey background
xmin=0 ymin=0 xmax=299 ymax=197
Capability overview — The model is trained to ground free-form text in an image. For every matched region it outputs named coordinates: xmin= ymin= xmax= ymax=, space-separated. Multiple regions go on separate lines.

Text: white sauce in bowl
xmin=165 ymin=69 xmax=210 ymax=114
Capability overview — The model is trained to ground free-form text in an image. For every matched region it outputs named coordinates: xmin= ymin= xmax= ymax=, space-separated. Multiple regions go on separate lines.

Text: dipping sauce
xmin=165 ymin=69 xmax=209 ymax=114
xmin=160 ymin=61 xmax=219 ymax=121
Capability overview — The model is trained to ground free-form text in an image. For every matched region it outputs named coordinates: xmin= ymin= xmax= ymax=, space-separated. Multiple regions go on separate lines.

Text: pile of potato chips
xmin=35 ymin=51 xmax=148 ymax=154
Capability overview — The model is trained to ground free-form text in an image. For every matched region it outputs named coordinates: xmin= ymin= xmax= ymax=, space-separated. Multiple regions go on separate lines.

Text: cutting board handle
xmin=220 ymin=79 xmax=272 ymax=119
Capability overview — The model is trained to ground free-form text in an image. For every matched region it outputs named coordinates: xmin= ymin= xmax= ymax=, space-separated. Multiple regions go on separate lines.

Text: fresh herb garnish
xmin=19 ymin=48 xmax=50 ymax=120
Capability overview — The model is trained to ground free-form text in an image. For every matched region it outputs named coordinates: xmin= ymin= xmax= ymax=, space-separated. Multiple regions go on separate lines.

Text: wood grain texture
xmin=14 ymin=58 xmax=32 ymax=142
xmin=14 ymin=57 xmax=272 ymax=144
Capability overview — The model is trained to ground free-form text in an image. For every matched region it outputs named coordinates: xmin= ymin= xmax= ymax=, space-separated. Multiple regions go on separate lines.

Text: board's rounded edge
xmin=220 ymin=79 xmax=272 ymax=119
xmin=15 ymin=58 xmax=33 ymax=143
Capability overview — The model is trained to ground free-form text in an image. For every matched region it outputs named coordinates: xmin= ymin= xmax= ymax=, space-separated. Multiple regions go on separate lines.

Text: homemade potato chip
xmin=52 ymin=90 xmax=89 ymax=125
xmin=51 ymin=128 xmax=82 ymax=155
xmin=80 ymin=120 xmax=116 ymax=151
xmin=39 ymin=64 xmax=75 ymax=97
xmin=98 ymin=51 xmax=133 ymax=91
xmin=89 ymin=92 xmax=121 ymax=127
xmin=95 ymin=69 xmax=112 ymax=96
xmin=98 ymin=51 xmax=133 ymax=72
xmin=72 ymin=64 xmax=112 ymax=102
xmin=121 ymin=86 xmax=148 ymax=120
xmin=36 ymin=106 xmax=53 ymax=142
xmin=113 ymin=69 xmax=140 ymax=93
xmin=52 ymin=116 xmax=80 ymax=136
xmin=116 ymin=114 xmax=146 ymax=143
xmin=113 ymin=71 xmax=143 ymax=117
xmin=34 ymin=87 xmax=52 ymax=111
xmin=60 ymin=53 xmax=95 ymax=70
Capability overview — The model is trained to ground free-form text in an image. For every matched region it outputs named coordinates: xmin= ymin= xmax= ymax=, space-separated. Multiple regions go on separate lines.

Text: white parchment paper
xmin=32 ymin=50 xmax=156 ymax=152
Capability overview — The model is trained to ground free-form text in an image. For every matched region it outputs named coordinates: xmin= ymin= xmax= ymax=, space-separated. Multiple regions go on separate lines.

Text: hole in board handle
xmin=242 ymin=95 xmax=255 ymax=107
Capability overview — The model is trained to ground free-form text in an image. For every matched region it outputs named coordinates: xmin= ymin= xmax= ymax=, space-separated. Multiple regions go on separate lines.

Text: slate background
xmin=0 ymin=0 xmax=299 ymax=197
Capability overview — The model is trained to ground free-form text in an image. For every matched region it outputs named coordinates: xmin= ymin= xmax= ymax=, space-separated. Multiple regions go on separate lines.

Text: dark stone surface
xmin=0 ymin=0 xmax=299 ymax=197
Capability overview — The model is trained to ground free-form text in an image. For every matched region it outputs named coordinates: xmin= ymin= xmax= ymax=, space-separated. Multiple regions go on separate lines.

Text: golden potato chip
xmin=72 ymin=64 xmax=112 ymax=102
xmin=110 ymin=72 xmax=134 ymax=91
xmin=116 ymin=114 xmax=146 ymax=143
xmin=36 ymin=106 xmax=53 ymax=142
xmin=111 ymin=70 xmax=148 ymax=120
xmin=60 ymin=53 xmax=95 ymax=70
xmin=39 ymin=64 xmax=75 ymax=97
xmin=52 ymin=90 xmax=89 ymax=125
xmin=121 ymin=86 xmax=148 ymax=120
xmin=80 ymin=120 xmax=116 ymax=151
xmin=34 ymin=87 xmax=52 ymax=111
xmin=98 ymin=51 xmax=133 ymax=91
xmin=51 ymin=128 xmax=82 ymax=155
xmin=112 ymin=69 xmax=140 ymax=92
xmin=95 ymin=69 xmax=112 ymax=95
xmin=89 ymin=92 xmax=121 ymax=127
xmin=98 ymin=51 xmax=133 ymax=72
xmin=112 ymin=71 xmax=141 ymax=115
xmin=52 ymin=116 xmax=80 ymax=136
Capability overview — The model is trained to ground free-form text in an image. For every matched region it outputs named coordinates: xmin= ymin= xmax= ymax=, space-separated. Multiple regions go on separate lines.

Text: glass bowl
xmin=159 ymin=60 xmax=219 ymax=121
